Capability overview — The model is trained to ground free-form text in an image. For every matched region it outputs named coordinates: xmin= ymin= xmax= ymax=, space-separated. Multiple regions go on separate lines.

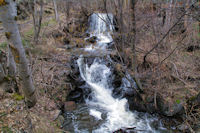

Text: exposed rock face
xmin=66 ymin=56 xmax=91 ymax=103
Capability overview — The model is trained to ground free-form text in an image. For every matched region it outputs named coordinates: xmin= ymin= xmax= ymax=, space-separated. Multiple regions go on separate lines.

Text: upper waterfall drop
xmin=88 ymin=13 xmax=114 ymax=34
xmin=85 ymin=13 xmax=114 ymax=50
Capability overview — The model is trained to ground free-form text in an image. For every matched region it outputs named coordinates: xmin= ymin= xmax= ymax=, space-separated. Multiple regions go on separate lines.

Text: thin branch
xmin=160 ymin=34 xmax=187 ymax=65
xmin=143 ymin=1 xmax=198 ymax=65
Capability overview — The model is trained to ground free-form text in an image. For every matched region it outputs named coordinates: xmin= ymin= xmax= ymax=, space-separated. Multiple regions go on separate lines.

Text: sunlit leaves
xmin=0 ymin=0 xmax=7 ymax=6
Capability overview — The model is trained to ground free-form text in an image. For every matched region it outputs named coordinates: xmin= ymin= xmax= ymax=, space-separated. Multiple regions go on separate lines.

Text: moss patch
xmin=0 ymin=42 xmax=7 ymax=50
xmin=12 ymin=93 xmax=24 ymax=101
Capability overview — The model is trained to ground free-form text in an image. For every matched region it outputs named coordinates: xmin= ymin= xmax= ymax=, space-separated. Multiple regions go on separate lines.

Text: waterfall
xmin=69 ymin=13 xmax=165 ymax=133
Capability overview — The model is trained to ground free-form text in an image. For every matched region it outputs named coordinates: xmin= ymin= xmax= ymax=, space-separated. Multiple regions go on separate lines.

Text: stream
xmin=63 ymin=13 xmax=168 ymax=133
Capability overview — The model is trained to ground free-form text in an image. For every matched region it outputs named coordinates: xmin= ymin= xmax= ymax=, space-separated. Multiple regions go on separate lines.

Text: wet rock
xmin=164 ymin=103 xmax=184 ymax=117
xmin=113 ymin=127 xmax=136 ymax=133
xmin=112 ymin=64 xmax=124 ymax=89
xmin=70 ymin=56 xmax=80 ymax=75
xmin=86 ymin=36 xmax=97 ymax=44
xmin=128 ymin=95 xmax=147 ymax=112
xmin=66 ymin=56 xmax=92 ymax=103
xmin=67 ymin=87 xmax=84 ymax=103
xmin=64 ymin=101 xmax=77 ymax=111
xmin=157 ymin=96 xmax=184 ymax=117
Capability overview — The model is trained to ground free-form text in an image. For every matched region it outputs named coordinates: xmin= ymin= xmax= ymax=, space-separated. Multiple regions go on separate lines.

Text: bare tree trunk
xmin=0 ymin=0 xmax=37 ymax=108
xmin=52 ymin=0 xmax=59 ymax=22
xmin=7 ymin=45 xmax=17 ymax=77
xmin=35 ymin=0 xmax=43 ymax=44
xmin=130 ymin=0 xmax=136 ymax=74
xmin=165 ymin=0 xmax=173 ymax=31
xmin=29 ymin=0 xmax=43 ymax=44
xmin=7 ymin=45 xmax=18 ymax=93
xmin=65 ymin=0 xmax=70 ymax=19
xmin=184 ymin=0 xmax=190 ymax=29
xmin=0 ymin=64 xmax=5 ymax=83
xmin=119 ymin=0 xmax=125 ymax=50
xmin=0 ymin=50 xmax=7 ymax=83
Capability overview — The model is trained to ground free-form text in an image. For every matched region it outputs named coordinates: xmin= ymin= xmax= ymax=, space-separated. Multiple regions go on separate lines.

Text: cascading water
xmin=64 ymin=13 xmax=167 ymax=133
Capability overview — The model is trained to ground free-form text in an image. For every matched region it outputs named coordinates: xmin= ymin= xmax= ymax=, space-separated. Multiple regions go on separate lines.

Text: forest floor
xmin=0 ymin=3 xmax=200 ymax=132
xmin=0 ymin=12 xmax=72 ymax=132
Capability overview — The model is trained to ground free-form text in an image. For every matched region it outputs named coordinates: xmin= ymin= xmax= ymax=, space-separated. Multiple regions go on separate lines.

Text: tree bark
xmin=0 ymin=0 xmax=37 ymax=108
xmin=130 ymin=0 xmax=137 ymax=74
xmin=53 ymin=0 xmax=59 ymax=22
xmin=7 ymin=45 xmax=17 ymax=77
xmin=165 ymin=0 xmax=173 ymax=32
xmin=0 ymin=64 xmax=5 ymax=83
xmin=0 ymin=50 xmax=7 ymax=83
xmin=184 ymin=0 xmax=190 ymax=29
xmin=29 ymin=0 xmax=43 ymax=44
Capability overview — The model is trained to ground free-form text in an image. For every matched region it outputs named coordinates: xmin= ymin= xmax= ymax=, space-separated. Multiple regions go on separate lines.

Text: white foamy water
xmin=90 ymin=109 xmax=102 ymax=120
xmin=75 ymin=13 xmax=164 ymax=133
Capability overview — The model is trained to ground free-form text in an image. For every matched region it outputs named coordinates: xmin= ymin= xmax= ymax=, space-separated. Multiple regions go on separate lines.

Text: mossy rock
xmin=12 ymin=93 xmax=24 ymax=101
